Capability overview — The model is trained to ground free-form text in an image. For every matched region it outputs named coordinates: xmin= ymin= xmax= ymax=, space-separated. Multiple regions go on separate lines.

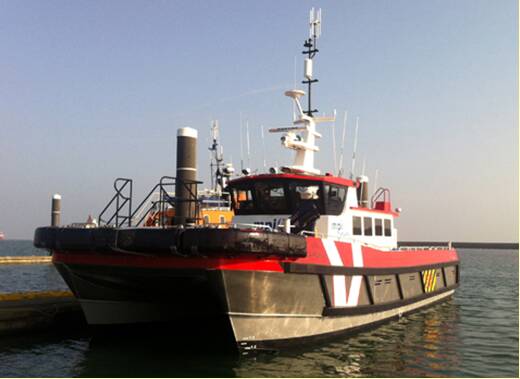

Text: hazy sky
xmin=0 ymin=0 xmax=518 ymax=241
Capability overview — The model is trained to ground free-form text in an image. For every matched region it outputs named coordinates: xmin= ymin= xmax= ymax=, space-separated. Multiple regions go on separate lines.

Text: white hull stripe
xmin=322 ymin=239 xmax=347 ymax=307
xmin=322 ymin=239 xmax=343 ymax=266
xmin=347 ymin=242 xmax=364 ymax=307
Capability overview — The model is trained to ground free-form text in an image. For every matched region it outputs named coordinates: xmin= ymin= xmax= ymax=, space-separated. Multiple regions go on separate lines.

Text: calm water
xmin=0 ymin=240 xmax=518 ymax=377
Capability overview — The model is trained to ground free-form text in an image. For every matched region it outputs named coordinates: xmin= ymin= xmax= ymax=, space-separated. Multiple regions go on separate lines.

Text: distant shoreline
xmin=398 ymin=241 xmax=519 ymax=250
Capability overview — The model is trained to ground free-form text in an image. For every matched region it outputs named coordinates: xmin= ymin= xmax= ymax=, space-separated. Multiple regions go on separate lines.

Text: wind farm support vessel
xmin=34 ymin=9 xmax=459 ymax=353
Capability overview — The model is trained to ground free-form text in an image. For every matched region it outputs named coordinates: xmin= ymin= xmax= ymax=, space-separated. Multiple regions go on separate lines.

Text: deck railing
xmin=98 ymin=176 xmax=202 ymax=228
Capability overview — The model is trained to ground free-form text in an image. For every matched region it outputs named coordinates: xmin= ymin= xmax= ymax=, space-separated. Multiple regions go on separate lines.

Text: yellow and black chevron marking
xmin=421 ymin=269 xmax=437 ymax=293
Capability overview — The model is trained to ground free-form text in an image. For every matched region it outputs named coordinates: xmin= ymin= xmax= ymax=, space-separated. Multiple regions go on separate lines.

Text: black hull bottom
xmin=54 ymin=262 xmax=459 ymax=353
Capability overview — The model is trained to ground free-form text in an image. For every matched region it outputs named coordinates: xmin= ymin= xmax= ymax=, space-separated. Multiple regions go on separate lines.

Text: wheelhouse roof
xmin=228 ymin=173 xmax=357 ymax=187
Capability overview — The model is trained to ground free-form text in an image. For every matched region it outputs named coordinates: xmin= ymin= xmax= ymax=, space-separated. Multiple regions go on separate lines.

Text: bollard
xmin=51 ymin=194 xmax=61 ymax=226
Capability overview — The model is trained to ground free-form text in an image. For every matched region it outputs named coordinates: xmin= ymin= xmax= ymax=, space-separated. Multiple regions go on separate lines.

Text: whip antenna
xmin=261 ymin=124 xmax=267 ymax=170
xmin=239 ymin=112 xmax=244 ymax=171
xmin=332 ymin=109 xmax=337 ymax=174
xmin=350 ymin=116 xmax=360 ymax=179
xmin=246 ymin=120 xmax=251 ymax=170
xmin=338 ymin=110 xmax=348 ymax=177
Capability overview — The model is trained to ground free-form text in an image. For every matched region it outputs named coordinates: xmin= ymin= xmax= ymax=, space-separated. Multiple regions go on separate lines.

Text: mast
xmin=208 ymin=120 xmax=224 ymax=192
xmin=269 ymin=8 xmax=333 ymax=176
xmin=302 ymin=8 xmax=321 ymax=117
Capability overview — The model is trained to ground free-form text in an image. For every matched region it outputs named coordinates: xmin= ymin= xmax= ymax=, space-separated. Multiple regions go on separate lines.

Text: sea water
xmin=0 ymin=241 xmax=517 ymax=377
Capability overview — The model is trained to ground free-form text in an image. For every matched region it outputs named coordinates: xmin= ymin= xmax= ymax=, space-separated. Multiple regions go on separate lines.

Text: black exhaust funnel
xmin=174 ymin=127 xmax=198 ymax=225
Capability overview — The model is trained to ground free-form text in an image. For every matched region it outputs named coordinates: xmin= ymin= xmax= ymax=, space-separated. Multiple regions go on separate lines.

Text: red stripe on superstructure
xmin=361 ymin=246 xmax=459 ymax=268
xmin=52 ymin=252 xmax=284 ymax=272
xmin=350 ymin=207 xmax=400 ymax=217
xmin=295 ymin=240 xmax=458 ymax=268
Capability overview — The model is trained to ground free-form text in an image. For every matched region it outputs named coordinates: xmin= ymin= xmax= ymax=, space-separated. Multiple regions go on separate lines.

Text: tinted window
xmin=384 ymin=219 xmax=392 ymax=236
xmin=255 ymin=182 xmax=288 ymax=213
xmin=232 ymin=187 xmax=255 ymax=212
xmin=289 ymin=183 xmax=324 ymax=214
xmin=230 ymin=179 xmax=329 ymax=215
xmin=353 ymin=216 xmax=362 ymax=235
xmin=375 ymin=219 xmax=383 ymax=236
xmin=363 ymin=217 xmax=372 ymax=236
xmin=325 ymin=185 xmax=347 ymax=215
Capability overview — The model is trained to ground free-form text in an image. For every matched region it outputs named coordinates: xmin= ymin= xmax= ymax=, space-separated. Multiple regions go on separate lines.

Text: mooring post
xmin=51 ymin=194 xmax=61 ymax=227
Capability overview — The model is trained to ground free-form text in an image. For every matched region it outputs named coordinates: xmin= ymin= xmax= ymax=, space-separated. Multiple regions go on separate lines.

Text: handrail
xmin=98 ymin=176 xmax=202 ymax=228
xmin=98 ymin=178 xmax=133 ymax=227
xmin=371 ymin=187 xmax=390 ymax=209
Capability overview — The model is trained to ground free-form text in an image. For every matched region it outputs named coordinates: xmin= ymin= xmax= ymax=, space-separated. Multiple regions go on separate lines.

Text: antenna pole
xmin=302 ymin=8 xmax=321 ymax=117
xmin=293 ymin=56 xmax=297 ymax=121
xmin=338 ymin=110 xmax=348 ymax=177
xmin=246 ymin=120 xmax=251 ymax=169
xmin=332 ymin=109 xmax=337 ymax=174
xmin=261 ymin=124 xmax=267 ymax=170
xmin=239 ymin=112 xmax=244 ymax=171
xmin=350 ymin=116 xmax=359 ymax=179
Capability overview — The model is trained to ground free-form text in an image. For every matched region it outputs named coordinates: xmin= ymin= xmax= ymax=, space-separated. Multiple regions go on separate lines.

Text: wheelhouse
xmin=227 ymin=174 xmax=355 ymax=216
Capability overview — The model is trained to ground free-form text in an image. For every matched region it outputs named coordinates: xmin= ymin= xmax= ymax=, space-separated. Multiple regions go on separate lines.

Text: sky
xmin=0 ymin=0 xmax=518 ymax=242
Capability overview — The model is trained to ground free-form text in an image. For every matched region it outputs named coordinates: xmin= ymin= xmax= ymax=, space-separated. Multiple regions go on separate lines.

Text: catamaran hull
xmin=232 ymin=290 xmax=454 ymax=352
xmin=53 ymin=258 xmax=458 ymax=353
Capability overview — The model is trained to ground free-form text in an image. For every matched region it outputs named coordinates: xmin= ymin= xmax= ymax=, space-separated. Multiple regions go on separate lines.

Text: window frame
xmin=363 ymin=217 xmax=373 ymax=236
xmin=323 ymin=184 xmax=347 ymax=215
xmin=384 ymin=219 xmax=392 ymax=236
xmin=353 ymin=216 xmax=362 ymax=235
xmin=374 ymin=218 xmax=383 ymax=236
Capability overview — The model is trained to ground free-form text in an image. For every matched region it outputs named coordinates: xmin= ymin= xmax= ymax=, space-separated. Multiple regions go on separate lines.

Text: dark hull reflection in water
xmin=82 ymin=331 xmax=238 ymax=378
xmin=234 ymin=300 xmax=461 ymax=378
xmin=75 ymin=301 xmax=462 ymax=378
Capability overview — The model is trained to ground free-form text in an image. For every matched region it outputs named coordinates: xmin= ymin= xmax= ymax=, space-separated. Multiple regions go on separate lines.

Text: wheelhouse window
xmin=324 ymin=185 xmax=346 ymax=215
xmin=290 ymin=183 xmax=322 ymax=212
xmin=229 ymin=178 xmax=348 ymax=216
xmin=232 ymin=186 xmax=255 ymax=213
xmin=375 ymin=219 xmax=383 ymax=236
xmin=363 ymin=217 xmax=373 ymax=236
xmin=255 ymin=182 xmax=288 ymax=214
xmin=353 ymin=216 xmax=362 ymax=235
xmin=384 ymin=219 xmax=392 ymax=236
